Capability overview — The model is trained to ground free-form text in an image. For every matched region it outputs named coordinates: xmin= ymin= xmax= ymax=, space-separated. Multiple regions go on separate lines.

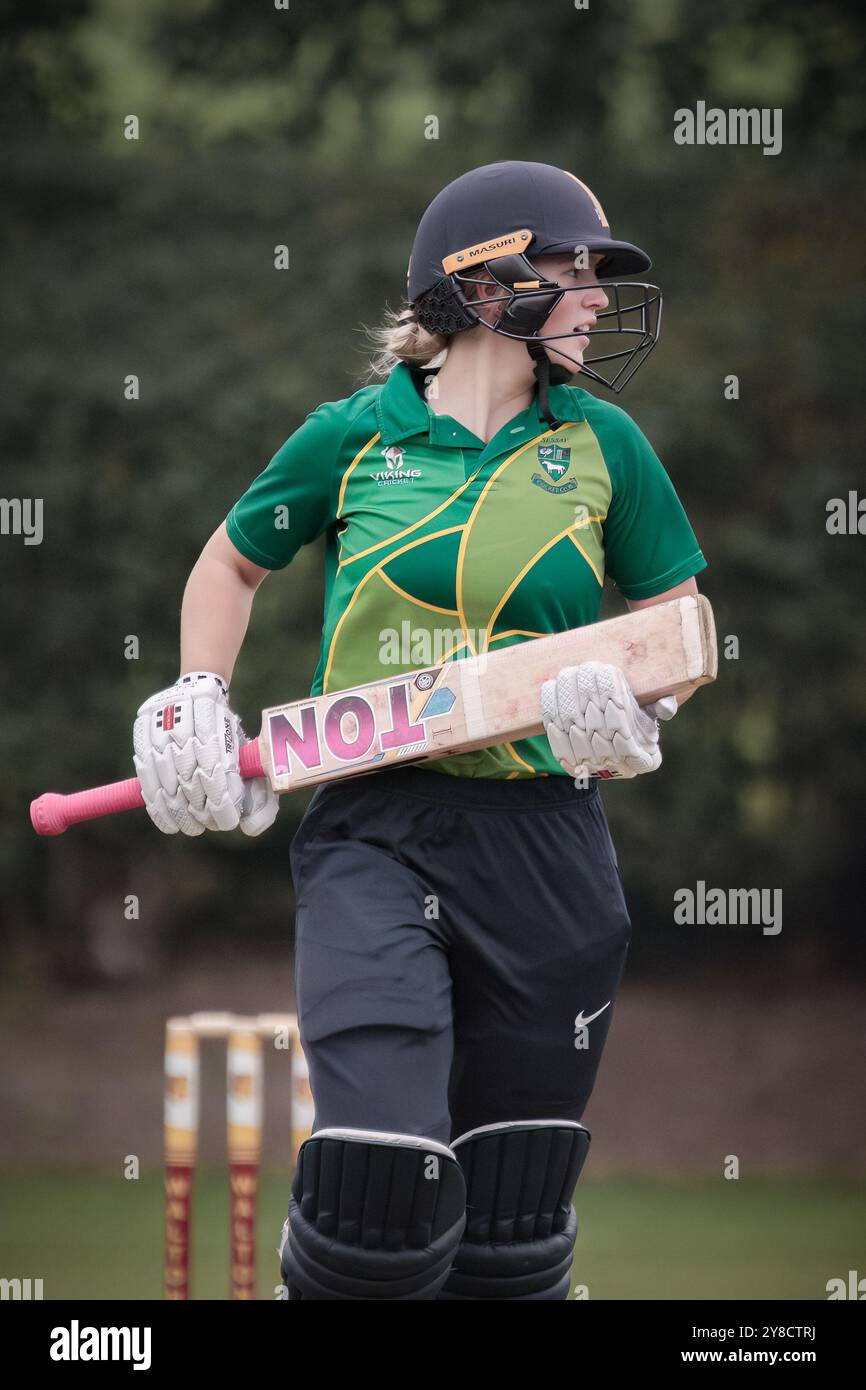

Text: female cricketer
xmin=133 ymin=161 xmax=707 ymax=1299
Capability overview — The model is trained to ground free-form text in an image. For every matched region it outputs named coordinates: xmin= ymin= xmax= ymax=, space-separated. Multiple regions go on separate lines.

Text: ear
xmin=476 ymin=282 xmax=500 ymax=303
xmin=462 ymin=271 xmax=496 ymax=303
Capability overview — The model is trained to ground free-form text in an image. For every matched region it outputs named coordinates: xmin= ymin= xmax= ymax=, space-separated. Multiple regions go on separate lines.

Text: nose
xmin=583 ymin=283 xmax=609 ymax=312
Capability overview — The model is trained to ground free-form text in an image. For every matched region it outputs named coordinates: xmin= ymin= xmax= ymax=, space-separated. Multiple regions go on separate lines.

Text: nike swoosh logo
xmin=574 ymin=1002 xmax=611 ymax=1029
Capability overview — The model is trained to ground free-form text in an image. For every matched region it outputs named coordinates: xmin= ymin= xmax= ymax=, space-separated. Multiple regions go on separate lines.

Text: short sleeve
xmin=225 ymin=401 xmax=344 ymax=570
xmin=592 ymin=404 xmax=707 ymax=600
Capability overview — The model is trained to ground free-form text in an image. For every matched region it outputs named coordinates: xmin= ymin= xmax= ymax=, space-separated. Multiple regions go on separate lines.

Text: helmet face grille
xmin=413 ymin=253 xmax=662 ymax=394
xmin=575 ymin=281 xmax=663 ymax=392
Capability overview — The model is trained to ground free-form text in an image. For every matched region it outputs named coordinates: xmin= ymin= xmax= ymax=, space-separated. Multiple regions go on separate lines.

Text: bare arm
xmin=180 ymin=522 xmax=271 ymax=683
xmin=625 ymin=576 xmax=701 ymax=708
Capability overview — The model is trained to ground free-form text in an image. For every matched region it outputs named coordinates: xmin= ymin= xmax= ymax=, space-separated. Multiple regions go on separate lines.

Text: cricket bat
xmin=30 ymin=594 xmax=716 ymax=836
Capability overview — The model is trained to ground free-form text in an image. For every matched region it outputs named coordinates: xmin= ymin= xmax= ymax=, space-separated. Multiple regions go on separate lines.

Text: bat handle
xmin=239 ymin=740 xmax=265 ymax=780
xmin=30 ymin=739 xmax=266 ymax=837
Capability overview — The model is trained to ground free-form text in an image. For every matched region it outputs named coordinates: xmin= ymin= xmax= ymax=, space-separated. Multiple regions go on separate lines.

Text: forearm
xmin=180 ymin=528 xmax=267 ymax=683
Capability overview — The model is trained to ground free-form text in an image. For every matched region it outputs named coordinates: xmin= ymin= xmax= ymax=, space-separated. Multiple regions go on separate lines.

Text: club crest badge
xmin=537 ymin=442 xmax=571 ymax=479
xmin=533 ymin=440 xmax=578 ymax=494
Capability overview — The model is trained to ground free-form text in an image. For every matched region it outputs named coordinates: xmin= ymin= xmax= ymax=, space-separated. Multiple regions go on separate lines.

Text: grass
xmin=0 ymin=1170 xmax=862 ymax=1300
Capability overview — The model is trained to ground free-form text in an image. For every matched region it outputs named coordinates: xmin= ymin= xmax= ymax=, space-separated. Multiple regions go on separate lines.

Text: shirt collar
xmin=375 ymin=362 xmax=583 ymax=450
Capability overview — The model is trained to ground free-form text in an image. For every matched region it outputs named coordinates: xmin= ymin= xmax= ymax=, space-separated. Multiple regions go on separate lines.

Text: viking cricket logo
xmin=371 ymin=444 xmax=422 ymax=486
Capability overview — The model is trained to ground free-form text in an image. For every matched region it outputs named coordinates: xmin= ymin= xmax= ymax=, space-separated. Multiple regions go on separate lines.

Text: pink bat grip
xmin=30 ymin=739 xmax=266 ymax=836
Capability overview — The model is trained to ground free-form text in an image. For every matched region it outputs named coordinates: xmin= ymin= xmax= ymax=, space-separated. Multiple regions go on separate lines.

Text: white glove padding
xmin=642 ymin=694 xmax=678 ymax=722
xmin=133 ymin=672 xmax=278 ymax=836
xmin=541 ymin=661 xmax=671 ymax=782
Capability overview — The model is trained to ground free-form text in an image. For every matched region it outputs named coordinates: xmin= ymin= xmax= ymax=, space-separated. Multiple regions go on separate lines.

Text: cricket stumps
xmin=163 ymin=1012 xmax=313 ymax=1300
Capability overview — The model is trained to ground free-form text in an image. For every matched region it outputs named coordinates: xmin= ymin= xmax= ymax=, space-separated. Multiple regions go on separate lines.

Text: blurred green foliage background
xmin=1 ymin=0 xmax=863 ymax=985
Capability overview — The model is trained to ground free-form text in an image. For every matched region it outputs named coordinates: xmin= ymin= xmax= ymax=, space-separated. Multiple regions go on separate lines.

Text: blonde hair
xmin=356 ymin=268 xmax=503 ymax=383
xmin=357 ymin=303 xmax=450 ymax=383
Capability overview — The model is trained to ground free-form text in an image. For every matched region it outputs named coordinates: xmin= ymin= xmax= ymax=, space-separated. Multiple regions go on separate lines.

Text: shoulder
xmin=299 ymin=379 xmax=383 ymax=438
xmin=265 ymin=381 xmax=384 ymax=480
xmin=560 ymin=386 xmax=659 ymax=483
xmin=560 ymin=385 xmax=648 ymax=444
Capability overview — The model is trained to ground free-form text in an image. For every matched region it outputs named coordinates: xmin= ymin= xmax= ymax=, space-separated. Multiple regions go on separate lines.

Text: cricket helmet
xmin=406 ymin=161 xmax=662 ymax=414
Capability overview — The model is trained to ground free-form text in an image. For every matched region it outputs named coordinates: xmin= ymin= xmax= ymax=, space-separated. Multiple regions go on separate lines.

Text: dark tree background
xmin=1 ymin=0 xmax=863 ymax=987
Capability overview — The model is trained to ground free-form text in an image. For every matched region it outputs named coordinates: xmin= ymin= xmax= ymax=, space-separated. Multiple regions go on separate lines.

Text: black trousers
xmin=290 ymin=765 xmax=632 ymax=1146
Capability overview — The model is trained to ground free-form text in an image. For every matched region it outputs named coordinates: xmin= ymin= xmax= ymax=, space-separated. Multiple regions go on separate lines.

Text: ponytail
xmin=358 ymin=304 xmax=449 ymax=382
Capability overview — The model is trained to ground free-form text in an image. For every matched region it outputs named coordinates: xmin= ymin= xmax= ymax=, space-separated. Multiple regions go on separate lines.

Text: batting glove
xmin=133 ymin=672 xmax=278 ymax=836
xmin=541 ymin=661 xmax=676 ymax=782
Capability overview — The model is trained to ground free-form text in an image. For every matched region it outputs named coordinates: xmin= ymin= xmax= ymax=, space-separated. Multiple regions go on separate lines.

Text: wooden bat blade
xmin=259 ymin=595 xmax=717 ymax=791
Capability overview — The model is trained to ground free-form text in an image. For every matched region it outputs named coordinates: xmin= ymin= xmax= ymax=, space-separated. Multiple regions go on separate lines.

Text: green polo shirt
xmin=226 ymin=363 xmax=706 ymax=778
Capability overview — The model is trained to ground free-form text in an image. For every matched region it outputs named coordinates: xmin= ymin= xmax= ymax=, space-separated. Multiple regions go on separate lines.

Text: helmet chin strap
xmin=527 ymin=342 xmax=573 ymax=431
